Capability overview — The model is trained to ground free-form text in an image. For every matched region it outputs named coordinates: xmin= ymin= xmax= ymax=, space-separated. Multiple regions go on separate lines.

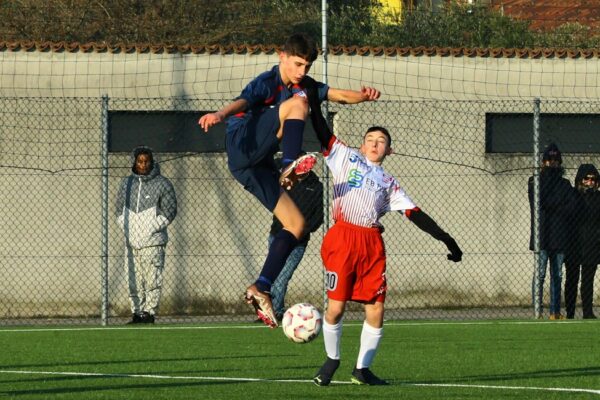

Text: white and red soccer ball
xmin=282 ymin=303 xmax=322 ymax=343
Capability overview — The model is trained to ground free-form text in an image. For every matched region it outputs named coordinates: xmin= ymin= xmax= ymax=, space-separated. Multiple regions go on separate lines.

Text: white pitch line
xmin=0 ymin=325 xmax=268 ymax=333
xmin=0 ymin=369 xmax=349 ymax=385
xmin=0 ymin=370 xmax=598 ymax=395
xmin=0 ymin=319 xmax=593 ymax=333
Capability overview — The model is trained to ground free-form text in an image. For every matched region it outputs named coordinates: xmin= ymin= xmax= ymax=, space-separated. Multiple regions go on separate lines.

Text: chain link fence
xmin=1 ymin=96 xmax=598 ymax=325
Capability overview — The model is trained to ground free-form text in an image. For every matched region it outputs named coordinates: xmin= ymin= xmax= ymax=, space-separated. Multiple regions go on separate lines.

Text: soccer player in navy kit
xmin=307 ymin=92 xmax=463 ymax=385
xmin=199 ymin=33 xmax=380 ymax=328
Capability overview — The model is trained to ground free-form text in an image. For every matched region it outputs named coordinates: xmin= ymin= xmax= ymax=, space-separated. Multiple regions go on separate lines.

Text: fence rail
xmin=0 ymin=96 xmax=598 ymax=325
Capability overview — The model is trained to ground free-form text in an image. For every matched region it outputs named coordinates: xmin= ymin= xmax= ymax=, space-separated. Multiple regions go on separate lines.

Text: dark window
xmin=108 ymin=111 xmax=222 ymax=153
xmin=486 ymin=113 xmax=600 ymax=153
xmin=109 ymin=111 xmax=323 ymax=153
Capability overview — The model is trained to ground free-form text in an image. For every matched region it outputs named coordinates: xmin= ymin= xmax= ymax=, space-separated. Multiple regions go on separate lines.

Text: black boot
xmin=140 ymin=312 xmax=155 ymax=324
xmin=351 ymin=367 xmax=389 ymax=385
xmin=127 ymin=313 xmax=142 ymax=324
xmin=313 ymin=357 xmax=340 ymax=386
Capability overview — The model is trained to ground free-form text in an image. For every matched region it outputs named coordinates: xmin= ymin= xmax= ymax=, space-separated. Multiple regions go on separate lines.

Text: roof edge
xmin=0 ymin=40 xmax=599 ymax=58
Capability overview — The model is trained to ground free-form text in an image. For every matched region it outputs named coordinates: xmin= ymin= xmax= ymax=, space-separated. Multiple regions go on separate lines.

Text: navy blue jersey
xmin=226 ymin=65 xmax=329 ymax=135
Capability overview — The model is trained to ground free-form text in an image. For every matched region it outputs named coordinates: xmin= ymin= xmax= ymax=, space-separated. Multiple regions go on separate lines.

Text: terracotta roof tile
xmin=0 ymin=40 xmax=599 ymax=58
xmin=492 ymin=0 xmax=600 ymax=30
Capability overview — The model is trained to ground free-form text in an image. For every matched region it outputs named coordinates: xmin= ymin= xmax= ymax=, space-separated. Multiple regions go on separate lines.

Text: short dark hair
xmin=283 ymin=33 xmax=318 ymax=62
xmin=365 ymin=126 xmax=392 ymax=147
xmin=542 ymin=142 xmax=562 ymax=164
xmin=134 ymin=147 xmax=153 ymax=163
xmin=133 ymin=146 xmax=154 ymax=173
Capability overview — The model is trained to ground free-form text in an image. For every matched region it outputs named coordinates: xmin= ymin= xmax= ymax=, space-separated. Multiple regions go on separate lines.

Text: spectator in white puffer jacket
xmin=116 ymin=146 xmax=177 ymax=324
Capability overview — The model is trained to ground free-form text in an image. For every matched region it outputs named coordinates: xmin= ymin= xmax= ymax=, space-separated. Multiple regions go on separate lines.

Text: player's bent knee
xmin=288 ymin=225 xmax=305 ymax=240
xmin=325 ymin=312 xmax=343 ymax=325
xmin=325 ymin=303 xmax=345 ymax=324
xmin=365 ymin=302 xmax=385 ymax=327
xmin=282 ymin=217 xmax=305 ymax=240
xmin=280 ymin=97 xmax=308 ymax=118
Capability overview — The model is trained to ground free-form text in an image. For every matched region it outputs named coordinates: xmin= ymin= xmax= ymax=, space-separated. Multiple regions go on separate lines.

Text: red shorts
xmin=321 ymin=221 xmax=387 ymax=303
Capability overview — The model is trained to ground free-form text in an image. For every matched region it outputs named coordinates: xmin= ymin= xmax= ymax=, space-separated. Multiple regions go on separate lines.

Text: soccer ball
xmin=282 ymin=303 xmax=322 ymax=343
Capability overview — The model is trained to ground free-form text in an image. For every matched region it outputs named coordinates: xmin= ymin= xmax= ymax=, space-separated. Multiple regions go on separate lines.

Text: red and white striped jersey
xmin=324 ymin=138 xmax=416 ymax=228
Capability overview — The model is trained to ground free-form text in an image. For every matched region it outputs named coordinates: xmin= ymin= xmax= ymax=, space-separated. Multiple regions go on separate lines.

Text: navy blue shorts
xmin=227 ymin=106 xmax=282 ymax=211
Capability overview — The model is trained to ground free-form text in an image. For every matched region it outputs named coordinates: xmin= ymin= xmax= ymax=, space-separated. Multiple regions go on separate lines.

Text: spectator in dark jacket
xmin=564 ymin=164 xmax=599 ymax=319
xmin=528 ymin=143 xmax=574 ymax=320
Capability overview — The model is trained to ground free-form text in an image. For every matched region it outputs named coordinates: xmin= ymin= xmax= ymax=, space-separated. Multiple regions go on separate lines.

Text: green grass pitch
xmin=0 ymin=320 xmax=598 ymax=399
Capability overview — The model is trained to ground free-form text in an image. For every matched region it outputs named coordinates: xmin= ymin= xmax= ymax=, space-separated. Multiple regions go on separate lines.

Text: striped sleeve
xmin=388 ymin=179 xmax=417 ymax=212
xmin=324 ymin=138 xmax=353 ymax=177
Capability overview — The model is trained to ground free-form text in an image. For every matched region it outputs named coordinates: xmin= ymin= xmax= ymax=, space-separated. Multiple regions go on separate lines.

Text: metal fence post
xmin=321 ymin=0 xmax=330 ymax=311
xmin=532 ymin=97 xmax=541 ymax=318
xmin=101 ymin=94 xmax=110 ymax=325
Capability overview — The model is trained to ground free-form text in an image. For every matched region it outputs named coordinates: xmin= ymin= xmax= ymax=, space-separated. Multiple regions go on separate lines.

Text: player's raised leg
xmin=246 ymin=191 xmax=305 ymax=328
xmin=276 ymin=95 xmax=317 ymax=189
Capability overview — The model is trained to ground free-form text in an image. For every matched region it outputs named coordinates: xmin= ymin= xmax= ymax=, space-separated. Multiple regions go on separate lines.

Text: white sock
xmin=356 ymin=321 xmax=383 ymax=369
xmin=323 ymin=319 xmax=342 ymax=360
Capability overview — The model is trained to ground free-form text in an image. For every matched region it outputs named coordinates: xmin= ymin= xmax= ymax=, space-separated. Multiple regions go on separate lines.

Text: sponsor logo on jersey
xmin=349 ymin=153 xmax=368 ymax=168
xmin=364 ymin=176 xmax=382 ymax=191
xmin=348 ymin=168 xmax=364 ymax=187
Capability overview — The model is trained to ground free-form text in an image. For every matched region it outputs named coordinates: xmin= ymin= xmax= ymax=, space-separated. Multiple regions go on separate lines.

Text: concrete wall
xmin=1 ymin=48 xmax=599 ymax=317
xmin=2 ymin=49 xmax=600 ymax=100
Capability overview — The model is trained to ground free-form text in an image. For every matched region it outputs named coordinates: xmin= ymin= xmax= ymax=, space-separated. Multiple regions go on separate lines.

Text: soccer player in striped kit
xmin=307 ymin=92 xmax=463 ymax=386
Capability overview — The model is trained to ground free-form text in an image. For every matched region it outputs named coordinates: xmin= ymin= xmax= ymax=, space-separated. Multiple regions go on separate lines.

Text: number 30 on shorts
xmin=325 ymin=271 xmax=338 ymax=291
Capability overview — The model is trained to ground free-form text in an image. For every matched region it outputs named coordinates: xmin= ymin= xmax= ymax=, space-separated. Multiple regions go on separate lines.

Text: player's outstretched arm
xmin=327 ymin=86 xmax=380 ymax=105
xmin=306 ymin=83 xmax=334 ymax=151
xmin=404 ymin=208 xmax=463 ymax=262
xmin=198 ymin=98 xmax=248 ymax=132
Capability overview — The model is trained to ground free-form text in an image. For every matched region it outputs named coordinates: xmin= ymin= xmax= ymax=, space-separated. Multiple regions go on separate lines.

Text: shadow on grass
xmin=1 ymin=378 xmax=241 ymax=397
xmin=3 ymin=353 xmax=296 ymax=370
xmin=392 ymin=365 xmax=600 ymax=385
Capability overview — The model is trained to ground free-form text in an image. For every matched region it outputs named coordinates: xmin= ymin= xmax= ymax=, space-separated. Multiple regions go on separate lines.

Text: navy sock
xmin=281 ymin=119 xmax=305 ymax=168
xmin=255 ymin=229 xmax=298 ymax=292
